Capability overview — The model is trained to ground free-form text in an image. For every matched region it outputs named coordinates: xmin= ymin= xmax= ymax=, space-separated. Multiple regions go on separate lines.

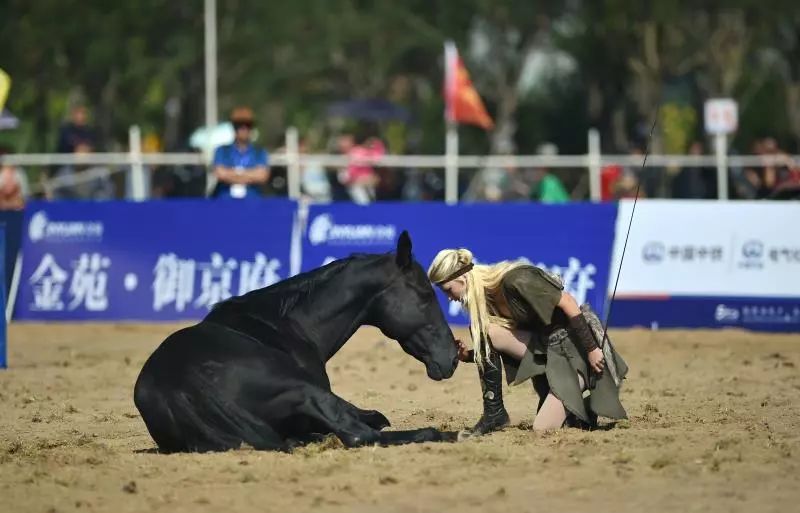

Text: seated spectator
xmin=211 ymin=107 xmax=270 ymax=199
xmin=528 ymin=144 xmax=569 ymax=203
xmin=298 ymin=138 xmax=332 ymax=202
xmin=739 ymin=137 xmax=798 ymax=199
xmin=0 ymin=148 xmax=29 ymax=210
xmin=337 ymin=132 xmax=383 ymax=204
xmin=49 ymin=142 xmax=114 ymax=200
xmin=612 ymin=172 xmax=643 ymax=199
xmin=601 ymin=164 xmax=623 ymax=201
xmin=529 ymin=167 xmax=570 ymax=203
xmin=672 ymin=141 xmax=712 ymax=199
xmin=57 ymin=105 xmax=96 ymax=154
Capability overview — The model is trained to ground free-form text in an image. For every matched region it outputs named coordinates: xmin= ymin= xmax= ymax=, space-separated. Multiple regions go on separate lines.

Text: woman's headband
xmin=434 ymin=263 xmax=474 ymax=285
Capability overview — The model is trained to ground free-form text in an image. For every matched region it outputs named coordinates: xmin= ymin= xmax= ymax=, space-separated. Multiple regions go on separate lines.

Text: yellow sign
xmin=0 ymin=68 xmax=10 ymax=112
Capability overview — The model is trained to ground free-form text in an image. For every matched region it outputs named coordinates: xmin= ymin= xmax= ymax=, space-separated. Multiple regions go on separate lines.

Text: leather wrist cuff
xmin=568 ymin=313 xmax=598 ymax=352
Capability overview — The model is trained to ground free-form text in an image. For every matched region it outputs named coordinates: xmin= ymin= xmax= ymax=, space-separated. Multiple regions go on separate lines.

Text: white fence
xmin=1 ymin=126 xmax=797 ymax=203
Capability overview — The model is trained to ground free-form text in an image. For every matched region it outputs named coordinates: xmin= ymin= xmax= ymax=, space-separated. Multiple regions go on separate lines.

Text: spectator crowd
xmin=1 ymin=104 xmax=799 ymax=210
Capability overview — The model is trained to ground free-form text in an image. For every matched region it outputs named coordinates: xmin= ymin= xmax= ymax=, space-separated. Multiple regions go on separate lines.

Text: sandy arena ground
xmin=0 ymin=323 xmax=798 ymax=513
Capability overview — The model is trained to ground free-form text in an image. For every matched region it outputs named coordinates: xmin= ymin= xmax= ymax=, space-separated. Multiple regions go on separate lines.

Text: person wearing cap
xmin=212 ymin=107 xmax=270 ymax=199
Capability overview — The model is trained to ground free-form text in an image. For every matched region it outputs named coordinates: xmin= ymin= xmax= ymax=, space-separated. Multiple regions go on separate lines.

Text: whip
xmin=591 ymin=113 xmax=659 ymax=389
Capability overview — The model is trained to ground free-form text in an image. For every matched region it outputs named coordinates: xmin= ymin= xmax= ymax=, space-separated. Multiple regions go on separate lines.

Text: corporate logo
xmin=28 ymin=211 xmax=104 ymax=243
xmin=640 ymin=241 xmax=724 ymax=264
xmin=307 ymin=213 xmax=396 ymax=246
xmin=738 ymin=239 xmax=764 ymax=269
xmin=714 ymin=304 xmax=740 ymax=323
xmin=642 ymin=241 xmax=666 ymax=263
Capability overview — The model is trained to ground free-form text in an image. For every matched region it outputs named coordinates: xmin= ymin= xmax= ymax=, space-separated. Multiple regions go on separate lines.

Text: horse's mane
xmin=221 ymin=252 xmax=388 ymax=317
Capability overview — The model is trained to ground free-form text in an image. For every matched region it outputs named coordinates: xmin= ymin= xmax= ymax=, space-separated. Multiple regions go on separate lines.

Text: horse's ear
xmin=395 ymin=230 xmax=412 ymax=269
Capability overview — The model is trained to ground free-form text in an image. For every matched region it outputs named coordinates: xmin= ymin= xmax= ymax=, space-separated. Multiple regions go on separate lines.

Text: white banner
xmin=610 ymin=200 xmax=800 ymax=298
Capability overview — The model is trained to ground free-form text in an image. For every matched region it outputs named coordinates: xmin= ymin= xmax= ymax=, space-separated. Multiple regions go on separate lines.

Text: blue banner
xmin=611 ymin=296 xmax=800 ymax=333
xmin=0 ymin=224 xmax=6 ymax=368
xmin=15 ymin=199 xmax=295 ymax=321
xmin=0 ymin=210 xmax=23 ymax=296
xmin=301 ymin=202 xmax=619 ymax=324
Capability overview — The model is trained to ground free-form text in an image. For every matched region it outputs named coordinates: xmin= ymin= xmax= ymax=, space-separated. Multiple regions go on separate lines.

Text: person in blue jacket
xmin=212 ymin=107 xmax=270 ymax=199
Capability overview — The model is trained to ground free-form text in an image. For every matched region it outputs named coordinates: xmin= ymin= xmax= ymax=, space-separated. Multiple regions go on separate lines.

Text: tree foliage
xmin=1 ymin=0 xmax=798 ymax=154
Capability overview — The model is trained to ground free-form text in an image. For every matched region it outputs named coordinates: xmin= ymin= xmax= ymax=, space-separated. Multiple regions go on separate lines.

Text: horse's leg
xmin=264 ymin=385 xmax=383 ymax=448
xmin=343 ymin=404 xmax=391 ymax=430
xmin=377 ymin=428 xmax=459 ymax=446
xmin=280 ymin=389 xmax=457 ymax=447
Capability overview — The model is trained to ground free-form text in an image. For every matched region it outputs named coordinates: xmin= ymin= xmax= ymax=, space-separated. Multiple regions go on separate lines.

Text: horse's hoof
xmin=439 ymin=431 xmax=459 ymax=443
xmin=361 ymin=410 xmax=391 ymax=430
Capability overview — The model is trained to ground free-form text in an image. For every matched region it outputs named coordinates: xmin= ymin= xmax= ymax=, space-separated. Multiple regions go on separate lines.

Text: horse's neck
xmin=292 ymin=259 xmax=387 ymax=361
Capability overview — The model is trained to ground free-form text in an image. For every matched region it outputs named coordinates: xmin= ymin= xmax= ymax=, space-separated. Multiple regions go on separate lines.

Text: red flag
xmin=444 ymin=41 xmax=494 ymax=130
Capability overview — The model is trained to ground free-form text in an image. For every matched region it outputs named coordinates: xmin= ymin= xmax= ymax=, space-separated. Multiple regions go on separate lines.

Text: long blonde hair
xmin=428 ymin=248 xmax=528 ymax=369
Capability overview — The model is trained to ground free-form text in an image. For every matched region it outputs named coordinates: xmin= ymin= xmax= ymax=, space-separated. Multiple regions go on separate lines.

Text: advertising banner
xmin=15 ymin=200 xmax=295 ymax=321
xmin=301 ymin=202 xmax=619 ymax=324
xmin=609 ymin=200 xmax=800 ymax=331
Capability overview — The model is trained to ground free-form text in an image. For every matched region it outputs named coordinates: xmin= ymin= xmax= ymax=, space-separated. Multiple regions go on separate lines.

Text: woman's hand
xmin=455 ymin=339 xmax=472 ymax=362
xmin=588 ymin=347 xmax=605 ymax=374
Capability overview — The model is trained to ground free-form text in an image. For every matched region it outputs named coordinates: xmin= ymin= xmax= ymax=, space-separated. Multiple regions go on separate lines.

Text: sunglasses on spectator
xmin=233 ymin=121 xmax=254 ymax=130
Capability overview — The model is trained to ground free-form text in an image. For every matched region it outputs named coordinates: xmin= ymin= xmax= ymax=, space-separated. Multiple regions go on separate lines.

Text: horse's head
xmin=369 ymin=231 xmax=459 ymax=381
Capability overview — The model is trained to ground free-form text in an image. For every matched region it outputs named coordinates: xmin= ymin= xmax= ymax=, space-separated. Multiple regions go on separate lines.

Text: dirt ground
xmin=0 ymin=323 xmax=798 ymax=513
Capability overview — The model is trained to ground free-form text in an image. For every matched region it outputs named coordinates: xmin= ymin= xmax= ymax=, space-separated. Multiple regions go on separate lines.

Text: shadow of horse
xmin=133 ymin=231 xmax=460 ymax=453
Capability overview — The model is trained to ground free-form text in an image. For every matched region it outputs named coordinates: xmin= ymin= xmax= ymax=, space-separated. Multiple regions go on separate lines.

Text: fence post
xmin=714 ymin=133 xmax=729 ymax=200
xmin=445 ymin=122 xmax=459 ymax=205
xmin=286 ymin=126 xmax=301 ymax=200
xmin=128 ymin=125 xmax=146 ymax=201
xmin=588 ymin=128 xmax=602 ymax=202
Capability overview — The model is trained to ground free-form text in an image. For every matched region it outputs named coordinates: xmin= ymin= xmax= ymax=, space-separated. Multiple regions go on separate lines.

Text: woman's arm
xmin=559 ymin=291 xmax=605 ymax=374
xmin=557 ymin=290 xmax=582 ymax=317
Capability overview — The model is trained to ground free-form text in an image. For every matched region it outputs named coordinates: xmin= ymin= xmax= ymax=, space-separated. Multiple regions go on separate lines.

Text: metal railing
xmin=1 ymin=126 xmax=797 ymax=202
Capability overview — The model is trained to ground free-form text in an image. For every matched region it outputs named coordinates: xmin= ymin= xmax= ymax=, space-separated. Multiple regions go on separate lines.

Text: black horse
xmin=134 ymin=231 xmax=459 ymax=452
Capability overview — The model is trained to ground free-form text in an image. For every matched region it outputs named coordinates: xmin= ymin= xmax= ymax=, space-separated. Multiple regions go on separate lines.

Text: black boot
xmin=461 ymin=348 xmax=510 ymax=437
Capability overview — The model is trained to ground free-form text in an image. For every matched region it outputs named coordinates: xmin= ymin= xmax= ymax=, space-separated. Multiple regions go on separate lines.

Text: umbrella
xmin=0 ymin=109 xmax=19 ymax=131
xmin=188 ymin=122 xmax=236 ymax=150
xmin=325 ymin=99 xmax=411 ymax=123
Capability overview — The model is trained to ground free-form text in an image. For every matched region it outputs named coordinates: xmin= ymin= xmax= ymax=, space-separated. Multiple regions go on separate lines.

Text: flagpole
xmin=444 ymin=40 xmax=459 ymax=205
xmin=445 ymin=121 xmax=459 ymax=205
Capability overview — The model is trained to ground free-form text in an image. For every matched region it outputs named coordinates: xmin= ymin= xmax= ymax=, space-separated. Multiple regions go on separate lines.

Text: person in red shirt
xmin=337 ymin=132 xmax=384 ymax=204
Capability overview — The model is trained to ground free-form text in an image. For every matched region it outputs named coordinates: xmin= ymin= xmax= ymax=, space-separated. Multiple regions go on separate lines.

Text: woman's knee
xmin=532 ymin=393 xmax=567 ymax=431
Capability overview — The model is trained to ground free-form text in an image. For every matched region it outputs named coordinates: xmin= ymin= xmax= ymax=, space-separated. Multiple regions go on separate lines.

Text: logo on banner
xmin=28 ymin=211 xmax=104 ymax=243
xmin=714 ymin=304 xmax=740 ymax=323
xmin=307 ymin=214 xmax=396 ymax=246
xmin=640 ymin=241 xmax=724 ymax=265
xmin=738 ymin=240 xmax=765 ymax=269
xmin=642 ymin=242 xmax=666 ymax=263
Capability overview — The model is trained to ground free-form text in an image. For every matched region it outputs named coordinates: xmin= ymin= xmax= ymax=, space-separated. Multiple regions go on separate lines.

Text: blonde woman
xmin=428 ymin=249 xmax=628 ymax=434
